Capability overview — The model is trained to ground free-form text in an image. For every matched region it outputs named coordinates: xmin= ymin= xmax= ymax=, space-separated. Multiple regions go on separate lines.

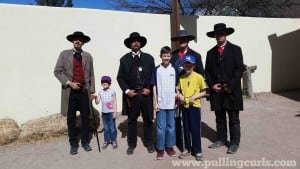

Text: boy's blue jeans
xmin=182 ymin=106 xmax=202 ymax=154
xmin=156 ymin=109 xmax=176 ymax=150
xmin=101 ymin=112 xmax=117 ymax=143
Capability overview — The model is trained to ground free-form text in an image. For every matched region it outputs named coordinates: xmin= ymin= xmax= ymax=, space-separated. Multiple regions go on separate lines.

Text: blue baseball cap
xmin=101 ymin=76 xmax=111 ymax=84
xmin=182 ymin=55 xmax=196 ymax=64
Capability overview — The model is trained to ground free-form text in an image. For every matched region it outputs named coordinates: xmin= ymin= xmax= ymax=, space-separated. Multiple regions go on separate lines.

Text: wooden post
xmin=242 ymin=65 xmax=257 ymax=97
xmin=171 ymin=0 xmax=180 ymax=50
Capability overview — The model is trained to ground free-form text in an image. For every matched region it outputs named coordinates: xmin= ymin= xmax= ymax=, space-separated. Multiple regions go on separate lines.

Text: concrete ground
xmin=1 ymin=92 xmax=299 ymax=169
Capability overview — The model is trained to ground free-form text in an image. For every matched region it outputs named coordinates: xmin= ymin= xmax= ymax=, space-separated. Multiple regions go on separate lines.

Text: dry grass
xmin=0 ymin=111 xmax=102 ymax=147
xmin=0 ymin=119 xmax=21 ymax=145
xmin=18 ymin=114 xmax=68 ymax=143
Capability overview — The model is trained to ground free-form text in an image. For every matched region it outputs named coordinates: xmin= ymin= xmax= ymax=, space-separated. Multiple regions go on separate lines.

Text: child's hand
xmin=189 ymin=95 xmax=195 ymax=105
xmin=154 ymin=103 xmax=160 ymax=112
xmin=179 ymin=94 xmax=185 ymax=104
xmin=113 ymin=112 xmax=117 ymax=119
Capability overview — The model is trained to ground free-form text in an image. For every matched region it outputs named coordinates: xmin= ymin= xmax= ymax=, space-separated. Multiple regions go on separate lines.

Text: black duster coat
xmin=205 ymin=41 xmax=244 ymax=111
xmin=117 ymin=52 xmax=155 ymax=117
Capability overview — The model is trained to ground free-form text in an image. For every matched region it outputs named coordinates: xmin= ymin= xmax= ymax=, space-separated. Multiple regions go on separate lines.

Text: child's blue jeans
xmin=156 ymin=109 xmax=176 ymax=150
xmin=101 ymin=112 xmax=117 ymax=143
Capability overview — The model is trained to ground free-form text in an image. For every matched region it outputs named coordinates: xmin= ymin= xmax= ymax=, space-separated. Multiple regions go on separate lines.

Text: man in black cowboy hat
xmin=205 ymin=23 xmax=244 ymax=154
xmin=117 ymin=32 xmax=155 ymax=155
xmin=54 ymin=31 xmax=95 ymax=155
xmin=171 ymin=30 xmax=205 ymax=77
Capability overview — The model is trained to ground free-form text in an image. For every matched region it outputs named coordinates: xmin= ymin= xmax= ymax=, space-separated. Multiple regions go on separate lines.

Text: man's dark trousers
xmin=215 ymin=109 xmax=240 ymax=145
xmin=67 ymin=89 xmax=90 ymax=147
xmin=127 ymin=94 xmax=153 ymax=148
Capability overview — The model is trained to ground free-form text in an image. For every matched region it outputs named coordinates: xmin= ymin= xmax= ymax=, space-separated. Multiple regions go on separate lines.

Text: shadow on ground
xmin=274 ymin=90 xmax=300 ymax=102
xmin=117 ymin=118 xmax=157 ymax=147
xmin=117 ymin=117 xmax=217 ymax=149
xmin=201 ymin=121 xmax=217 ymax=143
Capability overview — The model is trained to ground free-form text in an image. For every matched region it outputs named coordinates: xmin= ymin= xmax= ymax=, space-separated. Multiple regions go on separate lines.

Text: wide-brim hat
xmin=66 ymin=31 xmax=90 ymax=43
xmin=206 ymin=23 xmax=234 ymax=38
xmin=171 ymin=30 xmax=195 ymax=41
xmin=124 ymin=32 xmax=147 ymax=49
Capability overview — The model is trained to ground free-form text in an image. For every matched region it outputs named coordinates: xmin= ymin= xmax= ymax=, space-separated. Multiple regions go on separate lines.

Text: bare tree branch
xmin=35 ymin=0 xmax=73 ymax=7
xmin=110 ymin=0 xmax=300 ymax=17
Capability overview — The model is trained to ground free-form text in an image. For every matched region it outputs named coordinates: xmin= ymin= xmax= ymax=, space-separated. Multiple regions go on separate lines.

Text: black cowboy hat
xmin=66 ymin=31 xmax=90 ymax=43
xmin=171 ymin=30 xmax=195 ymax=41
xmin=206 ymin=23 xmax=235 ymax=38
xmin=124 ymin=32 xmax=147 ymax=49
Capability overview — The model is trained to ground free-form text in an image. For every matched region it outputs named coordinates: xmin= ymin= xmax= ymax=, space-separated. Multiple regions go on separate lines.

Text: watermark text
xmin=171 ymin=157 xmax=297 ymax=168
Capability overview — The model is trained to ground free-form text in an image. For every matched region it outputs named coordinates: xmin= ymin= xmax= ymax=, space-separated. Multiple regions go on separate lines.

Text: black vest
xmin=128 ymin=56 xmax=145 ymax=90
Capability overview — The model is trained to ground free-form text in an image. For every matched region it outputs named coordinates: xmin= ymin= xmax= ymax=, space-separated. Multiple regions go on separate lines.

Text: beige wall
xmin=268 ymin=29 xmax=300 ymax=92
xmin=0 ymin=4 xmax=299 ymax=124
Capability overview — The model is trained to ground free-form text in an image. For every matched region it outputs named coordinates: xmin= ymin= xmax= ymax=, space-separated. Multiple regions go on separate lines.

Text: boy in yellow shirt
xmin=177 ymin=55 xmax=206 ymax=161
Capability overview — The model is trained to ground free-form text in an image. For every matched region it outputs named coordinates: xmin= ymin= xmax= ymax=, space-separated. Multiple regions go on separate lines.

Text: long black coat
xmin=205 ymin=41 xmax=244 ymax=111
xmin=117 ymin=52 xmax=155 ymax=117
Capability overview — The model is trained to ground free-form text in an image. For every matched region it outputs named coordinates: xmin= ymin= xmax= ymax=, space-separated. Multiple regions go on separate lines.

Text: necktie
xmin=218 ymin=46 xmax=224 ymax=56
xmin=74 ymin=52 xmax=82 ymax=60
xmin=133 ymin=55 xmax=141 ymax=66
xmin=179 ymin=50 xmax=185 ymax=60
xmin=134 ymin=55 xmax=139 ymax=61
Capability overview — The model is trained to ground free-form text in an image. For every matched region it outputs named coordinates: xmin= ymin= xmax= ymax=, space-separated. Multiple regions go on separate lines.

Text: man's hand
xmin=212 ymin=83 xmax=222 ymax=93
xmin=127 ymin=90 xmax=137 ymax=98
xmin=69 ymin=82 xmax=81 ymax=90
xmin=223 ymin=84 xmax=232 ymax=94
xmin=90 ymin=94 xmax=97 ymax=101
xmin=142 ymin=88 xmax=151 ymax=96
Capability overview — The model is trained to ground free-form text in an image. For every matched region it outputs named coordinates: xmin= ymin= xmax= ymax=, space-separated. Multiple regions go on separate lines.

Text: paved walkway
xmin=1 ymin=92 xmax=299 ymax=169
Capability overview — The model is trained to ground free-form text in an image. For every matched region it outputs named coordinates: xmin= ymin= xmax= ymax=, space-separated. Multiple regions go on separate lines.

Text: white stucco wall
xmin=0 ymin=4 xmax=299 ymax=124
